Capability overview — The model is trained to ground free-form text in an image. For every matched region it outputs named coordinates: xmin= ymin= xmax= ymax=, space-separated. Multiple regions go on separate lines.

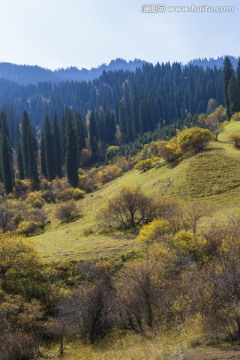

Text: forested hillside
xmin=1 ymin=56 xmax=240 ymax=359
xmin=0 ymin=62 xmax=224 ymax=146
xmin=0 ymin=59 xmax=145 ymax=85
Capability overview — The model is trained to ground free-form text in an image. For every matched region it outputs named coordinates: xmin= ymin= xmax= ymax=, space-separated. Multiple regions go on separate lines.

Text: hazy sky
xmin=0 ymin=0 xmax=239 ymax=69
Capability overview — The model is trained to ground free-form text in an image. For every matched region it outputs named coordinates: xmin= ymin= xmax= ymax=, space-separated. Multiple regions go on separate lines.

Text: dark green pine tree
xmin=223 ymin=57 xmax=234 ymax=118
xmin=89 ymin=110 xmax=99 ymax=163
xmin=124 ymin=88 xmax=134 ymax=142
xmin=75 ymin=113 xmax=86 ymax=166
xmin=66 ymin=110 xmax=79 ymax=188
xmin=0 ymin=112 xmax=9 ymax=182
xmin=0 ymin=111 xmax=10 ymax=140
xmin=118 ymin=100 xmax=127 ymax=144
xmin=43 ymin=116 xmax=56 ymax=181
xmin=97 ymin=110 xmax=108 ymax=144
xmin=228 ymin=73 xmax=240 ymax=116
xmin=1 ymin=134 xmax=14 ymax=194
xmin=40 ymin=133 xmax=48 ymax=179
xmin=16 ymin=140 xmax=24 ymax=180
xmin=237 ymin=59 xmax=240 ymax=90
xmin=53 ymin=113 xmax=62 ymax=178
xmin=104 ymin=109 xmax=116 ymax=145
xmin=21 ymin=111 xmax=31 ymax=178
xmin=28 ymin=132 xmax=40 ymax=190
xmin=61 ymin=114 xmax=67 ymax=165
xmin=21 ymin=111 xmax=40 ymax=189
xmin=131 ymin=83 xmax=141 ymax=137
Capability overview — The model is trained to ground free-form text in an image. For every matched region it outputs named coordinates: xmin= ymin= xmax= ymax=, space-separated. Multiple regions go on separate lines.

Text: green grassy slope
xmin=218 ymin=120 xmax=240 ymax=142
xmin=29 ymin=126 xmax=240 ymax=261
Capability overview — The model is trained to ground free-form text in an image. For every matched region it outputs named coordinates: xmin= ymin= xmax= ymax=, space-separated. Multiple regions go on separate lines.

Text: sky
xmin=0 ymin=0 xmax=239 ymax=70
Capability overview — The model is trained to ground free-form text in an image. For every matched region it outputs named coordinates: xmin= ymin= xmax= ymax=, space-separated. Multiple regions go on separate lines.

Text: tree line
xmin=223 ymin=56 xmax=240 ymax=118
xmin=0 ymin=60 xmax=225 ymax=148
xmin=0 ymin=106 xmax=118 ymax=193
xmin=0 ymin=57 xmax=239 ymax=193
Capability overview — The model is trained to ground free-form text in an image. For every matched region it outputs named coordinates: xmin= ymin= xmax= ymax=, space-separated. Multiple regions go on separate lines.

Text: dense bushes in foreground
xmin=1 ymin=185 xmax=240 ymax=358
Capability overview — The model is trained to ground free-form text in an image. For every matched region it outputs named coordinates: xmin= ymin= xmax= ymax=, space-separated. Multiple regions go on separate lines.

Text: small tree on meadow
xmin=55 ymin=201 xmax=79 ymax=222
xmin=99 ymin=186 xmax=160 ymax=229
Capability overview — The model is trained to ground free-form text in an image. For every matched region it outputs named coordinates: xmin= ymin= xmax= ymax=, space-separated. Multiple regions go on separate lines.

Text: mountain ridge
xmin=0 ymin=58 xmax=146 ymax=85
xmin=0 ymin=56 xmax=239 ymax=86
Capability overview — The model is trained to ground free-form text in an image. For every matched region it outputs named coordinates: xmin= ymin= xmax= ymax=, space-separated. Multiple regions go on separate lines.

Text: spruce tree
xmin=21 ymin=111 xmax=39 ymax=189
xmin=223 ymin=57 xmax=234 ymax=118
xmin=105 ymin=109 xmax=116 ymax=145
xmin=119 ymin=101 xmax=127 ymax=143
xmin=1 ymin=134 xmax=14 ymax=194
xmin=131 ymin=83 xmax=140 ymax=137
xmin=237 ymin=59 xmax=240 ymax=90
xmin=21 ymin=111 xmax=31 ymax=178
xmin=75 ymin=113 xmax=86 ymax=166
xmin=28 ymin=132 xmax=40 ymax=190
xmin=61 ymin=114 xmax=67 ymax=165
xmin=40 ymin=133 xmax=48 ymax=179
xmin=228 ymin=74 xmax=240 ymax=116
xmin=0 ymin=111 xmax=11 ymax=182
xmin=89 ymin=110 xmax=99 ymax=163
xmin=0 ymin=112 xmax=10 ymax=139
xmin=43 ymin=116 xmax=56 ymax=181
xmin=53 ymin=113 xmax=62 ymax=178
xmin=124 ymin=88 xmax=134 ymax=142
xmin=16 ymin=140 xmax=24 ymax=180
xmin=66 ymin=110 xmax=79 ymax=187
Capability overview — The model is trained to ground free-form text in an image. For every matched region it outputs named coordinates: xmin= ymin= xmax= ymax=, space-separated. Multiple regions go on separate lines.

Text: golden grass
xmin=29 ymin=133 xmax=240 ymax=262
xmin=218 ymin=121 xmax=240 ymax=142
xmin=41 ymin=325 xmax=194 ymax=360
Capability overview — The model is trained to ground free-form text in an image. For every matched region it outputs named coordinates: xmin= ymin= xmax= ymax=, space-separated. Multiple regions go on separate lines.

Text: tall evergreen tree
xmin=119 ymin=100 xmax=127 ymax=144
xmin=124 ymin=88 xmax=134 ymax=142
xmin=105 ymin=109 xmax=116 ymax=145
xmin=21 ymin=111 xmax=31 ymax=178
xmin=40 ymin=133 xmax=47 ymax=179
xmin=237 ymin=59 xmax=240 ymax=90
xmin=89 ymin=110 xmax=99 ymax=163
xmin=228 ymin=74 xmax=240 ymax=116
xmin=75 ymin=113 xmax=87 ymax=154
xmin=131 ymin=83 xmax=141 ymax=137
xmin=223 ymin=57 xmax=234 ymax=118
xmin=21 ymin=111 xmax=39 ymax=189
xmin=66 ymin=109 xmax=79 ymax=187
xmin=0 ymin=112 xmax=10 ymax=140
xmin=28 ymin=133 xmax=40 ymax=190
xmin=1 ymin=134 xmax=14 ymax=194
xmin=61 ymin=114 xmax=67 ymax=165
xmin=53 ymin=113 xmax=62 ymax=178
xmin=43 ymin=116 xmax=56 ymax=181
xmin=16 ymin=140 xmax=24 ymax=180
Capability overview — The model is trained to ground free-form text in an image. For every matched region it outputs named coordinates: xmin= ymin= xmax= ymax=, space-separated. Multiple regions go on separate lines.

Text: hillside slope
xmin=30 ymin=138 xmax=240 ymax=261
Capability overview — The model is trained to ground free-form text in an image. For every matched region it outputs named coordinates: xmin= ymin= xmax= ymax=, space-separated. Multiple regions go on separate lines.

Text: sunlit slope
xmin=30 ymin=140 xmax=240 ymax=261
xmin=218 ymin=120 xmax=240 ymax=142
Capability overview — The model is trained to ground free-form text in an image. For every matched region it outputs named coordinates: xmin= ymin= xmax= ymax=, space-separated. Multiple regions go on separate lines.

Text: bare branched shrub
xmin=99 ymin=186 xmax=160 ymax=230
xmin=203 ymin=303 xmax=240 ymax=341
xmin=0 ymin=332 xmax=38 ymax=360
xmin=54 ymin=201 xmax=79 ymax=222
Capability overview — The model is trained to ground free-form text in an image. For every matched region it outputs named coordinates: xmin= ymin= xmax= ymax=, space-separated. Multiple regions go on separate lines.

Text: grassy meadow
xmin=30 ymin=121 xmax=240 ymax=262
xmin=27 ymin=121 xmax=240 ymax=359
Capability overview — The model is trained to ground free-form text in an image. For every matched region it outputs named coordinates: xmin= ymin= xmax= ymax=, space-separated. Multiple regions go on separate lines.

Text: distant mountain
xmin=0 ymin=59 xmax=146 ymax=85
xmin=188 ymin=56 xmax=239 ymax=69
